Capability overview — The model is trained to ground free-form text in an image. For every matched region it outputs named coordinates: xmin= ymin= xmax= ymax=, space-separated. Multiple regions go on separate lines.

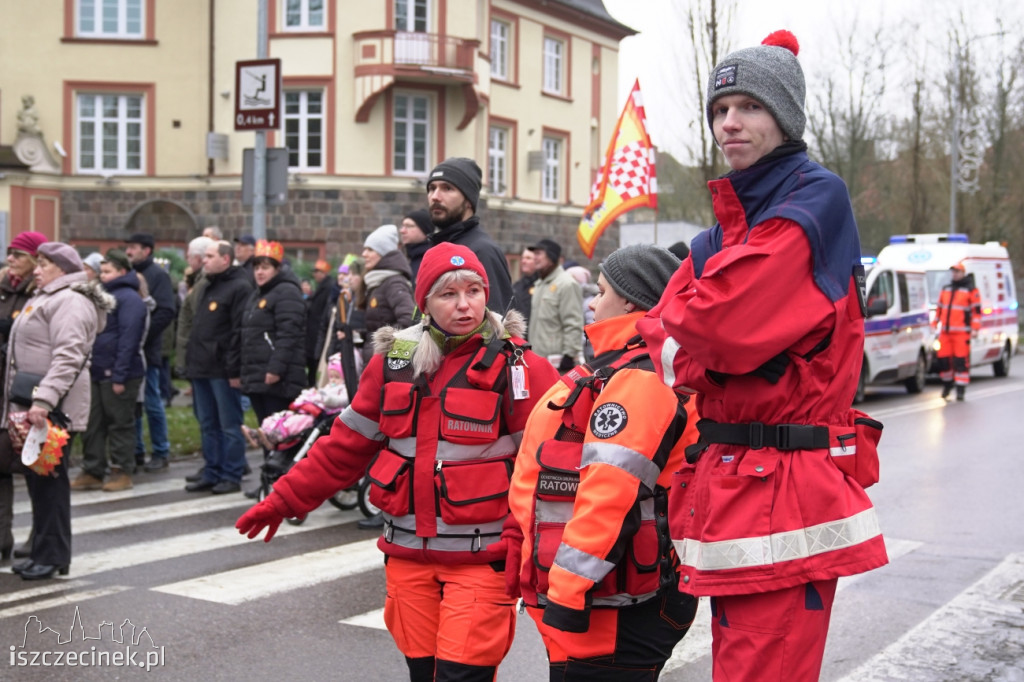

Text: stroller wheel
xmin=285 ymin=514 xmax=307 ymax=526
xmin=358 ymin=478 xmax=380 ymax=518
xmin=329 ymin=486 xmax=360 ymax=511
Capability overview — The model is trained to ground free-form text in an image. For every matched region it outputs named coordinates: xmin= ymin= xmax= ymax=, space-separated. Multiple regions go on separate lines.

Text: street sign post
xmin=234 ymin=58 xmax=281 ymax=131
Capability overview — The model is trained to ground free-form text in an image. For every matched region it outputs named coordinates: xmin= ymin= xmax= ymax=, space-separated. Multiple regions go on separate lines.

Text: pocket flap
xmin=438 ymin=457 xmax=512 ymax=506
xmin=366 ymin=448 xmax=411 ymax=488
xmin=380 ymin=382 xmax=417 ymax=416
xmin=439 ymin=387 xmax=501 ymax=424
xmin=535 ymin=439 xmax=583 ymax=475
xmin=737 ymin=451 xmax=780 ymax=477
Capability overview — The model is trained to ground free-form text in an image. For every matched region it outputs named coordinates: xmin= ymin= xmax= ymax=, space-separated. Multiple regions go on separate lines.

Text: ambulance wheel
xmin=358 ymin=478 xmax=380 ymax=518
xmin=854 ymin=361 xmax=867 ymax=404
xmin=993 ymin=343 xmax=1012 ymax=377
xmin=904 ymin=352 xmax=927 ymax=393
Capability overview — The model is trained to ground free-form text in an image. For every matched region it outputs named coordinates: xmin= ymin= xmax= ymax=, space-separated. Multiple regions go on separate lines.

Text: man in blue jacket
xmin=74 ymin=250 xmax=149 ymax=492
xmin=124 ymin=232 xmax=176 ymax=472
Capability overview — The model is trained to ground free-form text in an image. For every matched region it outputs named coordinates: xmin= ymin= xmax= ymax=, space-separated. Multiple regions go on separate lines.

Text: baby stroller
xmin=254 ymin=404 xmax=346 ymax=525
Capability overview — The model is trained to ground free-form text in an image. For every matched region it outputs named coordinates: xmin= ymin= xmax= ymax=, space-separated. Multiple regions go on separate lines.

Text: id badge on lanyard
xmin=509 ymin=348 xmax=530 ymax=400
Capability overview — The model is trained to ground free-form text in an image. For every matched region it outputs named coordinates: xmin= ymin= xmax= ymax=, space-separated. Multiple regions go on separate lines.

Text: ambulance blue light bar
xmin=889 ymin=233 xmax=969 ymax=244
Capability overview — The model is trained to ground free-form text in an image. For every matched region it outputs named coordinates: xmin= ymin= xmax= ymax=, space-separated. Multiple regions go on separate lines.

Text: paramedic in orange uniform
xmin=508 ymin=244 xmax=699 ymax=681
xmin=934 ymin=262 xmax=981 ymax=401
xmin=237 ymin=244 xmax=558 ymax=681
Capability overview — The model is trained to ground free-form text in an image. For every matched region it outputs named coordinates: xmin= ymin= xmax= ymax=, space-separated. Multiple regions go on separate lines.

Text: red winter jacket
xmin=637 ymin=154 xmax=889 ymax=597
xmin=268 ymin=312 xmax=559 ymax=565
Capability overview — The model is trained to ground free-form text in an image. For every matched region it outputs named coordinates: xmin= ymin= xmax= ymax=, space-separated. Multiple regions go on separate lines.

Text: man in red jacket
xmin=638 ymin=31 xmax=888 ymax=681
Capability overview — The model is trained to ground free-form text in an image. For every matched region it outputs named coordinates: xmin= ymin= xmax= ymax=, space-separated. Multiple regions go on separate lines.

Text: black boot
xmin=956 ymin=386 xmax=965 ymax=401
xmin=13 ymin=531 xmax=33 ymax=559
xmin=941 ymin=383 xmax=953 ymax=400
xmin=357 ymin=512 xmax=384 ymax=530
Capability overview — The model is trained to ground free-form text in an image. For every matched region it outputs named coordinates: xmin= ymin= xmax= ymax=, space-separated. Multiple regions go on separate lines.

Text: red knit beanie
xmin=415 ymin=243 xmax=488 ymax=312
xmin=8 ymin=231 xmax=48 ymax=257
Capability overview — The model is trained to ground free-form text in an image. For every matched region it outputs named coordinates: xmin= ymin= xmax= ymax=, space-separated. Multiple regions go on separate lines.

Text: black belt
xmin=696 ymin=419 xmax=829 ymax=451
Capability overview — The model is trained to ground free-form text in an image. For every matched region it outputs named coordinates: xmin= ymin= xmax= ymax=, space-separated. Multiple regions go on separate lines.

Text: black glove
xmin=746 ymin=352 xmax=791 ymax=384
xmin=557 ymin=354 xmax=576 ymax=372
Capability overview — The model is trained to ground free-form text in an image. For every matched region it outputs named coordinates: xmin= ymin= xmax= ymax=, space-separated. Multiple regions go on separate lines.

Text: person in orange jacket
xmin=508 ymin=244 xmax=699 ymax=680
xmin=934 ymin=262 xmax=981 ymax=401
xmin=237 ymin=244 xmax=559 ymax=682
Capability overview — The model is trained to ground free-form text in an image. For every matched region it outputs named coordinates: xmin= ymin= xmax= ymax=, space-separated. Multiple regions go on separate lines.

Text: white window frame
xmin=393 ymin=92 xmax=432 ymax=176
xmin=488 ymin=126 xmax=510 ymax=197
xmin=77 ymin=0 xmax=144 ymax=39
xmin=541 ymin=136 xmax=563 ymax=202
xmin=543 ymin=36 xmax=564 ymax=95
xmin=490 ymin=19 xmax=510 ymax=80
xmin=283 ymin=0 xmax=326 ymax=31
xmin=394 ymin=0 xmax=429 ymax=32
xmin=76 ymin=93 xmax=145 ymax=175
xmin=284 ymin=90 xmax=325 ymax=172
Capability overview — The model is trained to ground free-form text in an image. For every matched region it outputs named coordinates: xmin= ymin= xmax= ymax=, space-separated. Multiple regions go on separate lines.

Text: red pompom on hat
xmin=762 ymin=30 xmax=799 ymax=56
xmin=415 ymin=243 xmax=488 ymax=313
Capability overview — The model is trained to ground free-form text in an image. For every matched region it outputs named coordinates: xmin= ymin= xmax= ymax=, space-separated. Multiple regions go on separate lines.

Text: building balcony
xmin=353 ymin=30 xmax=482 ymax=127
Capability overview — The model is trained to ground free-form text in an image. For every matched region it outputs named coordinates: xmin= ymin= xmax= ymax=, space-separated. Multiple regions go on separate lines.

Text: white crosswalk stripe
xmin=5 ymin=468 xmax=1024 ymax=680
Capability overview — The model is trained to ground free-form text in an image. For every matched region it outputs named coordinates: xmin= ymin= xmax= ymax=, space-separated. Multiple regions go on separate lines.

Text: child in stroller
xmin=245 ymin=355 xmax=349 ymax=515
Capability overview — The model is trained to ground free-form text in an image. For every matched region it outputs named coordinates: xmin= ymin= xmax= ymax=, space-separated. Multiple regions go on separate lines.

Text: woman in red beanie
xmin=0 ymin=231 xmax=47 ymax=563
xmin=238 ymin=243 xmax=559 ymax=681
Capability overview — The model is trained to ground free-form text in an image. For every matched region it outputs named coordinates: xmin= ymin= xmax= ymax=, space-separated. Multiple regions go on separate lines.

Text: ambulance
xmin=873 ymin=233 xmax=1019 ymax=379
xmin=856 ymin=257 xmax=934 ymax=402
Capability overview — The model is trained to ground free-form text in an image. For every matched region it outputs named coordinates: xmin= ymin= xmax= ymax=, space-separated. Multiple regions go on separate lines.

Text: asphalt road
xmin=2 ymin=366 xmax=1023 ymax=681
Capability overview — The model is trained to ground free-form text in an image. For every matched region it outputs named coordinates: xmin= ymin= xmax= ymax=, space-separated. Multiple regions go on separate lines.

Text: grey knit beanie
xmin=600 ymin=244 xmax=680 ymax=311
xmin=82 ymin=252 xmax=104 ymax=274
xmin=427 ymin=157 xmax=482 ymax=211
xmin=363 ymin=224 xmax=400 ymax=256
xmin=706 ymin=30 xmax=806 ymax=142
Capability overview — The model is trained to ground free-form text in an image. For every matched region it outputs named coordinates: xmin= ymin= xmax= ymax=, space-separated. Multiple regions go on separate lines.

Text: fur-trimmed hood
xmin=372 ymin=308 xmax=526 ymax=356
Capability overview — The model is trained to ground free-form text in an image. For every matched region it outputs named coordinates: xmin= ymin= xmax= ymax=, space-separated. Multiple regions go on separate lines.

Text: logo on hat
xmin=450 ymin=256 xmax=465 ymax=266
xmin=714 ymin=65 xmax=738 ymax=90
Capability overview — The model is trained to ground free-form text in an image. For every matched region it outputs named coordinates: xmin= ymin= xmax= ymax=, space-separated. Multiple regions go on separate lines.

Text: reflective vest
xmin=935 ymin=281 xmax=981 ymax=334
xmin=513 ymin=328 xmax=694 ymax=615
xmin=367 ymin=335 xmax=526 ymax=559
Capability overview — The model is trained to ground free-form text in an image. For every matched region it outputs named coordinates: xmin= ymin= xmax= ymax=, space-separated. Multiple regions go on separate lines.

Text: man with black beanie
xmin=425 ymin=157 xmax=513 ymax=313
xmin=399 ymin=209 xmax=432 ymax=284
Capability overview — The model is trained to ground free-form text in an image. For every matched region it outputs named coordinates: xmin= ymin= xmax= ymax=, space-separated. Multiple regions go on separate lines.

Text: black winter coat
xmin=362 ymin=250 xmax=415 ymax=363
xmin=305 ymin=275 xmax=332 ymax=361
xmin=185 ymin=265 xmax=253 ymax=379
xmin=91 ymin=271 xmax=148 ymax=384
xmin=428 ymin=216 xmax=512 ymax=313
xmin=239 ymin=271 xmax=307 ymax=399
xmin=133 ymin=256 xmax=176 ymax=365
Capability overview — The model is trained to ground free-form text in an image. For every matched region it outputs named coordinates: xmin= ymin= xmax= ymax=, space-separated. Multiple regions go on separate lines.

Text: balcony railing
xmin=353 ymin=30 xmax=478 ymax=75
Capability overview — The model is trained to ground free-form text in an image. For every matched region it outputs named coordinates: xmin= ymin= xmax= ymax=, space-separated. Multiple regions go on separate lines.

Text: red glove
xmin=487 ymin=520 xmax=524 ymax=598
xmin=236 ymin=499 xmax=284 ymax=542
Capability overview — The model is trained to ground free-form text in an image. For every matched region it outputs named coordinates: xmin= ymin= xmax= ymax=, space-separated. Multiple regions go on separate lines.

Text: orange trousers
xmin=709 ymin=579 xmax=838 ymax=682
xmin=384 ymin=557 xmax=517 ymax=680
xmin=936 ymin=332 xmax=971 ymax=386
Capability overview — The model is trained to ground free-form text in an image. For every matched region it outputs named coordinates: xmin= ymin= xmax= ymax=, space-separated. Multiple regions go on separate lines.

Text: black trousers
xmin=247 ymin=392 xmax=295 ymax=423
xmin=26 ymin=437 xmax=73 ymax=566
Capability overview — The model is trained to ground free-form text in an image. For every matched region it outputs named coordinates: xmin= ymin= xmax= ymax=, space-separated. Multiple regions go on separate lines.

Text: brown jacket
xmin=2 ymin=272 xmax=113 ymax=431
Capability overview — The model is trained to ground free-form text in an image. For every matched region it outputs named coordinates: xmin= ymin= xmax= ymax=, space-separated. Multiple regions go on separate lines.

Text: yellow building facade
xmin=0 ymin=0 xmax=633 ymax=267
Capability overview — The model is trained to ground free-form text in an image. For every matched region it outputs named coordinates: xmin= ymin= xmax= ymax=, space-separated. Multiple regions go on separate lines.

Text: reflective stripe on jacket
xmin=935 ymin=283 xmax=981 ymax=334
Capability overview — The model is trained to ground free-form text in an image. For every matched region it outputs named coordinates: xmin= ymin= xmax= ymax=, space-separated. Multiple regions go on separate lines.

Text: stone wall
xmin=59 ymin=187 xmax=620 ymax=269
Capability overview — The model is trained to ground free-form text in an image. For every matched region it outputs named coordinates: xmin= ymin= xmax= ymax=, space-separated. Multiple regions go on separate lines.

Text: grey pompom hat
xmin=599 ymin=244 xmax=680 ymax=311
xmin=706 ymin=30 xmax=806 ymax=142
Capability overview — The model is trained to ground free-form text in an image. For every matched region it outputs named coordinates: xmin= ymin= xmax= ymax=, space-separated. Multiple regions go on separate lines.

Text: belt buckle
xmin=749 ymin=422 xmax=765 ymax=450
